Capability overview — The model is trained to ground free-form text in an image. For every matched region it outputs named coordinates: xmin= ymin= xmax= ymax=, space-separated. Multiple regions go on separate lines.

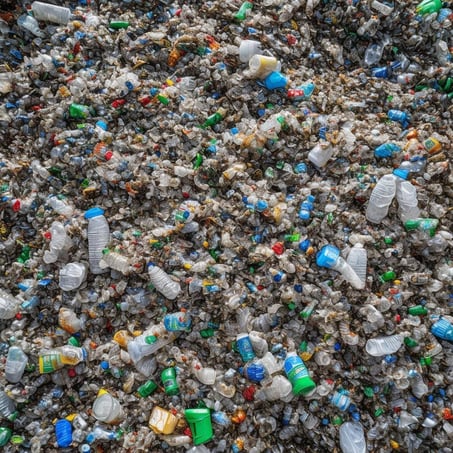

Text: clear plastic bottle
xmin=396 ymin=180 xmax=420 ymax=223
xmin=59 ymin=262 xmax=87 ymax=291
xmin=365 ymin=334 xmax=404 ymax=356
xmin=364 ymin=42 xmax=385 ymax=66
xmin=39 ymin=345 xmax=87 ymax=373
xmin=92 ymin=391 xmax=124 ymax=424
xmin=31 ymin=1 xmax=71 ymax=24
xmin=163 ymin=311 xmax=192 ymax=332
xmin=257 ymin=375 xmax=293 ymax=401
xmin=365 ymin=174 xmax=396 ymax=224
xmin=147 ymin=264 xmax=181 ymax=300
xmin=84 ymin=207 xmax=110 ymax=275
xmin=47 ymin=195 xmax=74 ymax=217
xmin=55 ymin=419 xmax=73 ymax=448
xmin=5 ymin=346 xmax=28 ymax=383
xmin=346 ymin=243 xmax=367 ymax=286
xmin=408 ymin=370 xmax=428 ymax=398
xmin=308 ymin=142 xmax=334 ymax=168
xmin=99 ymin=249 xmax=130 ymax=274
xmin=0 ymin=391 xmax=17 ymax=421
xmin=0 ymin=290 xmax=20 ymax=319
xmin=58 ymin=307 xmax=84 ymax=334
xmin=339 ymin=422 xmax=366 ymax=453
xmin=43 ymin=221 xmax=72 ymax=264
xmin=316 ymin=244 xmax=365 ymax=289
xmin=17 ymin=14 xmax=44 ymax=37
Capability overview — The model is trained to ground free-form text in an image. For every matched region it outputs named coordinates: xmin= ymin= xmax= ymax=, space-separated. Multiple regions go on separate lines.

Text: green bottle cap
xmin=380 ymin=270 xmax=396 ymax=282
xmin=184 ymin=408 xmax=213 ymax=445
xmin=292 ymin=376 xmax=316 ymax=395
xmin=404 ymin=337 xmax=418 ymax=348
xmin=145 ymin=335 xmax=157 ymax=344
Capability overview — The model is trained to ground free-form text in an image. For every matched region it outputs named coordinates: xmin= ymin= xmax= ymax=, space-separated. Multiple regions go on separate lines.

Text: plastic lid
xmin=84 ymin=207 xmax=104 ymax=219
xmin=393 ymin=168 xmax=409 ymax=180
xmin=292 ymin=376 xmax=316 ymax=395
xmin=316 ymin=244 xmax=340 ymax=269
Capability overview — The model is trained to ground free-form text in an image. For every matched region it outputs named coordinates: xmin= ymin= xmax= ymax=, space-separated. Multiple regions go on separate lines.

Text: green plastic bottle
xmin=416 ymin=0 xmax=442 ymax=15
xmin=109 ymin=21 xmax=130 ymax=29
xmin=234 ymin=2 xmax=253 ymax=20
xmin=404 ymin=218 xmax=439 ymax=237
xmin=161 ymin=367 xmax=179 ymax=396
xmin=201 ymin=108 xmax=226 ymax=129
xmin=137 ymin=380 xmax=158 ymax=397
xmin=0 ymin=427 xmax=12 ymax=447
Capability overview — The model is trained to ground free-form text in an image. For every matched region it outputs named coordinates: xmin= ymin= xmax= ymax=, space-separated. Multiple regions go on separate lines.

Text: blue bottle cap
xmin=273 ymin=271 xmax=283 ymax=282
xmin=96 ymin=120 xmax=108 ymax=131
xmin=84 ymin=207 xmax=104 ymax=219
xmin=393 ymin=168 xmax=409 ymax=180
xmin=316 ymin=244 xmax=340 ymax=269
xmin=256 ymin=200 xmax=268 ymax=212
xmin=299 ymin=239 xmax=311 ymax=252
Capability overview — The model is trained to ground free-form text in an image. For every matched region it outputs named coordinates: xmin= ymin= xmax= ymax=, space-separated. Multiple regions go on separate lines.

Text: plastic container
xmin=307 ymin=142 xmax=334 ymax=168
xmin=99 ymin=249 xmax=130 ymax=274
xmin=5 ymin=346 xmax=28 ymax=383
xmin=346 ymin=244 xmax=367 ymax=285
xmin=84 ymin=207 xmax=110 ymax=275
xmin=0 ymin=391 xmax=17 ymax=421
xmin=396 ymin=180 xmax=420 ymax=223
xmin=0 ymin=290 xmax=20 ymax=319
xmin=339 ymin=422 xmax=366 ymax=453
xmin=148 ymin=264 xmax=181 ymax=300
xmin=0 ymin=427 xmax=12 ymax=447
xmin=316 ymin=245 xmax=365 ymax=289
xmin=31 ymin=2 xmax=71 ymax=24
xmin=38 ymin=345 xmax=87 ymax=373
xmin=58 ymin=307 xmax=83 ymax=334
xmin=137 ymin=380 xmax=158 ymax=397
xmin=330 ymin=390 xmax=351 ymax=411
xmin=365 ymin=335 xmax=404 ymax=356
xmin=55 ymin=419 xmax=73 ymax=448
xmin=17 ymin=14 xmax=44 ymax=37
xmin=149 ymin=406 xmax=178 ymax=435
xmin=236 ymin=333 xmax=256 ymax=362
xmin=248 ymin=54 xmax=279 ymax=79
xmin=185 ymin=408 xmax=214 ymax=445
xmin=264 ymin=71 xmax=288 ymax=90
xmin=239 ymin=40 xmax=262 ymax=63
xmin=92 ymin=391 xmax=124 ymax=424
xmin=365 ymin=174 xmax=396 ymax=224
xmin=43 ymin=221 xmax=72 ymax=264
xmin=59 ymin=262 xmax=87 ymax=291
xmin=163 ymin=311 xmax=192 ymax=332
xmin=283 ymin=352 xmax=316 ymax=396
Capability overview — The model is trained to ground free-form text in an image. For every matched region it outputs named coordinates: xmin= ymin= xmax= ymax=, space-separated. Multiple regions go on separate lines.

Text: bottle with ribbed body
xmin=366 ymin=174 xmax=396 ymax=223
xmin=147 ymin=264 xmax=181 ymax=300
xmin=396 ymin=180 xmax=420 ymax=222
xmin=84 ymin=207 xmax=110 ymax=274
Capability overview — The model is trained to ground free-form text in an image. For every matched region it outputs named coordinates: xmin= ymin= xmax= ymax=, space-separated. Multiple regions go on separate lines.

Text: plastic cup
xmin=92 ymin=392 xmax=124 ymax=424
xmin=239 ymin=40 xmax=262 ymax=63
xmin=248 ymin=54 xmax=279 ymax=79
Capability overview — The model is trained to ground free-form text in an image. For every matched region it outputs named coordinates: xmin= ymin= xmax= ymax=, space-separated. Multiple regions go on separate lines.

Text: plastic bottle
xmin=0 ymin=427 xmax=12 ymax=447
xmin=308 ymin=142 xmax=334 ymax=168
xmin=164 ymin=311 xmax=192 ymax=332
xmin=185 ymin=408 xmax=213 ymax=445
xmin=257 ymin=375 xmax=293 ymax=401
xmin=236 ymin=333 xmax=256 ymax=362
xmin=84 ymin=207 xmax=110 ymax=275
xmin=31 ymin=1 xmax=71 ymax=24
xmin=55 ymin=419 xmax=72 ymax=448
xmin=396 ymin=180 xmax=420 ymax=223
xmin=43 ymin=221 xmax=72 ymax=264
xmin=408 ymin=370 xmax=428 ymax=398
xmin=387 ymin=110 xmax=409 ymax=128
xmin=298 ymin=195 xmax=315 ymax=220
xmin=201 ymin=108 xmax=226 ymax=129
xmin=431 ymin=318 xmax=453 ymax=342
xmin=47 ymin=195 xmax=74 ymax=217
xmin=161 ymin=367 xmax=179 ymax=395
xmin=330 ymin=390 xmax=351 ymax=411
xmin=5 ymin=346 xmax=28 ymax=383
xmin=0 ymin=290 xmax=20 ymax=319
xmin=92 ymin=391 xmax=124 ymax=424
xmin=191 ymin=359 xmax=216 ymax=385
xmin=99 ymin=249 xmax=130 ymax=274
xmin=339 ymin=422 xmax=366 ymax=453
xmin=58 ymin=307 xmax=83 ymax=334
xmin=38 ymin=345 xmax=87 ymax=373
xmin=346 ymin=244 xmax=367 ymax=286
xmin=365 ymin=174 xmax=396 ymax=224
xmin=283 ymin=352 xmax=316 ymax=395
xmin=147 ymin=264 xmax=181 ymax=300
xmin=416 ymin=0 xmax=442 ymax=14
xmin=374 ymin=143 xmax=401 ymax=159
xmin=17 ymin=14 xmax=44 ymax=37
xmin=0 ymin=391 xmax=17 ymax=421
xmin=365 ymin=335 xmax=404 ymax=356
xmin=316 ymin=245 xmax=365 ymax=289
xmin=364 ymin=42 xmax=385 ymax=67
xmin=59 ymin=262 xmax=87 ymax=291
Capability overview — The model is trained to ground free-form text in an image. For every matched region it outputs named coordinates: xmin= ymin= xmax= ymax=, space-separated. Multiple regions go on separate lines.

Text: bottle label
xmin=39 ymin=354 xmax=61 ymax=374
xmin=284 ymin=355 xmax=309 ymax=382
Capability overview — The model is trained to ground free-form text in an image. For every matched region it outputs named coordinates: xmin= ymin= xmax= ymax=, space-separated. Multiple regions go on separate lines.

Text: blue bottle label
xmin=284 ymin=355 xmax=309 ymax=381
xmin=237 ymin=335 xmax=255 ymax=361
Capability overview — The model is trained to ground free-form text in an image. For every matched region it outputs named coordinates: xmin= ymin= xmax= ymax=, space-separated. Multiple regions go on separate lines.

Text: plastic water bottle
xmin=346 ymin=244 xmax=367 ymax=286
xmin=0 ymin=391 xmax=17 ymax=421
xmin=38 ymin=345 xmax=87 ymax=373
xmin=47 ymin=195 xmax=74 ymax=217
xmin=0 ymin=290 xmax=20 ymax=319
xmin=236 ymin=333 xmax=256 ymax=362
xmin=316 ymin=244 xmax=365 ymax=289
xmin=31 ymin=1 xmax=71 ymax=24
xmin=339 ymin=422 xmax=366 ymax=453
xmin=59 ymin=262 xmax=87 ymax=291
xmin=5 ymin=346 xmax=28 ymax=383
xmin=99 ymin=249 xmax=131 ymax=274
xmin=284 ymin=352 xmax=316 ymax=395
xmin=408 ymin=370 xmax=428 ymax=398
xmin=364 ymin=42 xmax=385 ymax=66
xmin=308 ymin=142 xmax=334 ymax=168
xmin=330 ymin=390 xmax=351 ymax=411
xmin=431 ymin=318 xmax=453 ymax=342
xmin=396 ymin=180 xmax=420 ymax=223
xmin=92 ymin=391 xmax=124 ymax=424
xmin=365 ymin=334 xmax=404 ymax=356
xmin=55 ymin=419 xmax=73 ymax=448
xmin=387 ymin=109 xmax=409 ymax=128
xmin=365 ymin=174 xmax=396 ymax=224
xmin=147 ymin=263 xmax=181 ymax=300
xmin=43 ymin=221 xmax=72 ymax=264
xmin=17 ymin=14 xmax=44 ymax=37
xmin=84 ymin=207 xmax=110 ymax=275
xmin=257 ymin=375 xmax=293 ymax=401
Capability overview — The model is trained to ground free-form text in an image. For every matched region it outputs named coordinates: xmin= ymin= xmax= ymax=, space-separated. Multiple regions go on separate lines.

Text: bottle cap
xmin=84 ymin=207 xmax=105 ymax=219
xmin=292 ymin=375 xmax=316 ymax=395
xmin=184 ymin=408 xmax=214 ymax=445
xmin=316 ymin=244 xmax=340 ymax=269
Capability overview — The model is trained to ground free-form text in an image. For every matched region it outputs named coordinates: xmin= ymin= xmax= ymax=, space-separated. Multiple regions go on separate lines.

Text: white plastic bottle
xmin=396 ymin=180 xmax=420 ymax=223
xmin=84 ymin=207 xmax=110 ymax=274
xmin=0 ymin=290 xmax=20 ymax=319
xmin=59 ymin=262 xmax=87 ymax=291
xmin=5 ymin=346 xmax=28 ymax=383
xmin=31 ymin=1 xmax=71 ymax=24
xmin=339 ymin=422 xmax=366 ymax=453
xmin=365 ymin=334 xmax=404 ymax=356
xmin=147 ymin=264 xmax=181 ymax=300
xmin=346 ymin=243 xmax=368 ymax=286
xmin=366 ymin=174 xmax=396 ymax=224
xmin=308 ymin=142 xmax=334 ymax=168
xmin=43 ymin=221 xmax=72 ymax=264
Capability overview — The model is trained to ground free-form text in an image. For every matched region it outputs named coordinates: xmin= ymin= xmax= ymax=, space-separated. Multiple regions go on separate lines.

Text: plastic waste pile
xmin=0 ymin=0 xmax=451 ymax=452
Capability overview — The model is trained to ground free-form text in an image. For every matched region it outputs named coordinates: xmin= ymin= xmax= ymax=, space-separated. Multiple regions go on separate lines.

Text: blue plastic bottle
xmin=387 ymin=109 xmax=410 ymax=128
xmin=431 ymin=318 xmax=453 ymax=342
xmin=55 ymin=419 xmax=73 ymax=448
xmin=163 ymin=311 xmax=192 ymax=332
xmin=374 ymin=143 xmax=401 ymax=158
xmin=236 ymin=333 xmax=256 ymax=362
